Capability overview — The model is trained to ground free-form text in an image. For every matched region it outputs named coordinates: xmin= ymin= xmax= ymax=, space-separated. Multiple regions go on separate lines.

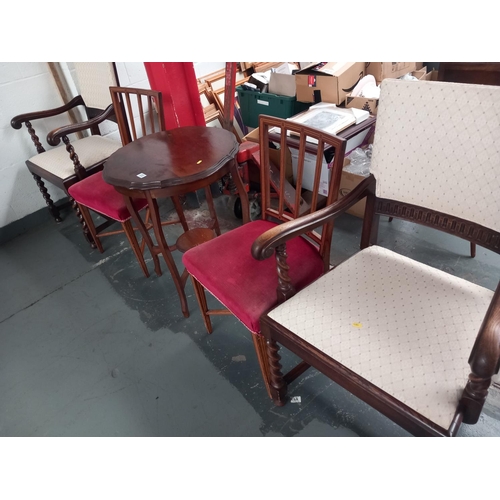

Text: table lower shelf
xmin=175 ymin=227 xmax=216 ymax=254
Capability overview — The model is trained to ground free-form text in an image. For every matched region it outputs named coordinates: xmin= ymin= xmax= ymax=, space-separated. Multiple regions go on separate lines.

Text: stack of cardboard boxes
xmin=240 ymin=62 xmax=436 ymax=218
xmin=345 ymin=63 xmax=428 ymax=115
xmin=238 ymin=62 xmax=433 ymax=124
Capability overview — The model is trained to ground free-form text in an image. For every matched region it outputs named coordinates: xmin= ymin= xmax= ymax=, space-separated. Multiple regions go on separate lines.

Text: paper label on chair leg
xmin=291 ymin=396 xmax=301 ymax=403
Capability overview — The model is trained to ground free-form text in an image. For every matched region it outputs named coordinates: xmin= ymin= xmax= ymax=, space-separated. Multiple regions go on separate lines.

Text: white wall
xmin=193 ymin=62 xmax=225 ymax=78
xmin=1 ymin=63 xmax=68 ymax=227
xmin=0 ymin=61 xmax=225 ymax=230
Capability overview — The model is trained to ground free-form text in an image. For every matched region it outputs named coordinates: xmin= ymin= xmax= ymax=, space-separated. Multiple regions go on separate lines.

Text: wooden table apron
xmin=102 ymin=126 xmax=249 ymax=318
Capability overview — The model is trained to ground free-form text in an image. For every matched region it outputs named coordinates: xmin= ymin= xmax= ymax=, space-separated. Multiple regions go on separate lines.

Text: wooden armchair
xmin=10 ymin=62 xmax=122 ymax=245
xmin=182 ymin=115 xmax=347 ymax=397
xmin=255 ymin=79 xmax=500 ymax=436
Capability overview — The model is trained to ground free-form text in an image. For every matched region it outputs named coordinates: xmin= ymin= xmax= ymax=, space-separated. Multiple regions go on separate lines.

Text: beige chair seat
xmin=28 ymin=136 xmax=121 ymax=179
xmin=267 ymin=245 xmax=494 ymax=430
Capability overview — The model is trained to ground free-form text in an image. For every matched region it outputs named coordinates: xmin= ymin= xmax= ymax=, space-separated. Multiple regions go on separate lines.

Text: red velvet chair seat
xmin=182 ymin=220 xmax=324 ymax=334
xmin=68 ymin=171 xmax=147 ymax=222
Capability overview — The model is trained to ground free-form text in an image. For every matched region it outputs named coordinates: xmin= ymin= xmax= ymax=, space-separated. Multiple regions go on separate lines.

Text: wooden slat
xmin=259 ymin=123 xmax=271 ymax=217
xmin=294 ymin=130 xmax=307 ymax=218
xmin=124 ymin=93 xmax=136 ymax=141
xmin=137 ymin=94 xmax=146 ymax=136
xmin=279 ymin=125 xmax=287 ymax=217
xmin=310 ymin=139 xmax=325 ymax=213
xmin=147 ymin=96 xmax=155 ymax=133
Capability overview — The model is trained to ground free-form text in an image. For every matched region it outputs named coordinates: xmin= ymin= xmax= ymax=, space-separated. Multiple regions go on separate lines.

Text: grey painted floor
xmin=1 ymin=194 xmax=499 ymax=437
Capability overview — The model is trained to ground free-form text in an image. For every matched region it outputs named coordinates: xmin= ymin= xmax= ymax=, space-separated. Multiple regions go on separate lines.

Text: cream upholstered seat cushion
xmin=28 ymin=136 xmax=121 ymax=179
xmin=267 ymin=245 xmax=494 ymax=430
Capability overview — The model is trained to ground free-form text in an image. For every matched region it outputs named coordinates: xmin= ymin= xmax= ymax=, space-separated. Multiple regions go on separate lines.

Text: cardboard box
xmin=295 ymin=62 xmax=365 ymax=105
xmin=269 ymin=73 xmax=296 ymax=97
xmin=339 ymin=169 xmax=367 ymax=218
xmin=423 ymin=69 xmax=439 ymax=81
xmin=338 ymin=141 xmax=375 ymax=218
xmin=345 ymin=94 xmax=379 ymax=115
xmin=366 ymin=62 xmax=417 ymax=83
xmin=242 ymin=128 xmax=294 ymax=184
xmin=411 ymin=67 xmax=427 ymax=80
xmin=344 ymin=67 xmax=426 ymax=115
xmin=268 ymin=63 xmax=299 ymax=97
xmin=242 ymin=127 xmax=260 ymax=144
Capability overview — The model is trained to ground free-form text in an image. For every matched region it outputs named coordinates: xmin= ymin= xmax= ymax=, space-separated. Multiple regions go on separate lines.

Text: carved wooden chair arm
xmin=461 ymin=281 xmax=500 ymax=423
xmin=47 ymin=104 xmax=115 ymax=146
xmin=10 ymin=95 xmax=85 ymax=129
xmin=251 ymin=174 xmax=376 ymax=261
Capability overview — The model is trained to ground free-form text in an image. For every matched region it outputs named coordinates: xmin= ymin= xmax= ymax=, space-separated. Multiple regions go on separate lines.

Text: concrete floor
xmin=1 ymin=193 xmax=499 ymax=437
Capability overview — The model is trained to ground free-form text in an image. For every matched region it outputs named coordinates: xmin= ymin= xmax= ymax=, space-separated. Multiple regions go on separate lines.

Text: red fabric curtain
xmin=144 ymin=62 xmax=205 ymax=129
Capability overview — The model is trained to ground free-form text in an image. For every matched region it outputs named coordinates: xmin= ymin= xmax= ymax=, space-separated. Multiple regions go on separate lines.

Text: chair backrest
xmin=370 ymin=79 xmax=500 ymax=246
xmin=109 ymin=87 xmax=165 ymax=146
xmin=258 ymin=115 xmax=347 ymax=268
xmin=74 ymin=62 xmax=119 ymax=114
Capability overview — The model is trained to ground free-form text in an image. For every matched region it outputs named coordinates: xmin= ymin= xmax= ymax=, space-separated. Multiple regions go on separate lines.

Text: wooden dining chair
xmin=10 ymin=63 xmax=123 ymax=244
xmin=255 ymin=79 xmax=500 ymax=436
xmin=182 ymin=115 xmax=347 ymax=397
xmin=68 ymin=87 xmax=188 ymax=277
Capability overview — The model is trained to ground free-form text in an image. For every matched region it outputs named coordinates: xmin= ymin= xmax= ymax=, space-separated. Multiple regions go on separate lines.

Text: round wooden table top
xmin=103 ymin=126 xmax=239 ymax=191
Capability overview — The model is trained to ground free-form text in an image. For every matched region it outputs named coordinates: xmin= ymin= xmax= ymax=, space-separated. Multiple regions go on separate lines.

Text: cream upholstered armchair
xmin=254 ymin=79 xmax=500 ymax=437
xmin=10 ymin=62 xmax=122 ymax=245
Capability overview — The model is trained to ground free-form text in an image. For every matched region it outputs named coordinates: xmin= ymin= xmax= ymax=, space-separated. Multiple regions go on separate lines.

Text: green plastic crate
xmin=236 ymin=86 xmax=310 ymax=128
